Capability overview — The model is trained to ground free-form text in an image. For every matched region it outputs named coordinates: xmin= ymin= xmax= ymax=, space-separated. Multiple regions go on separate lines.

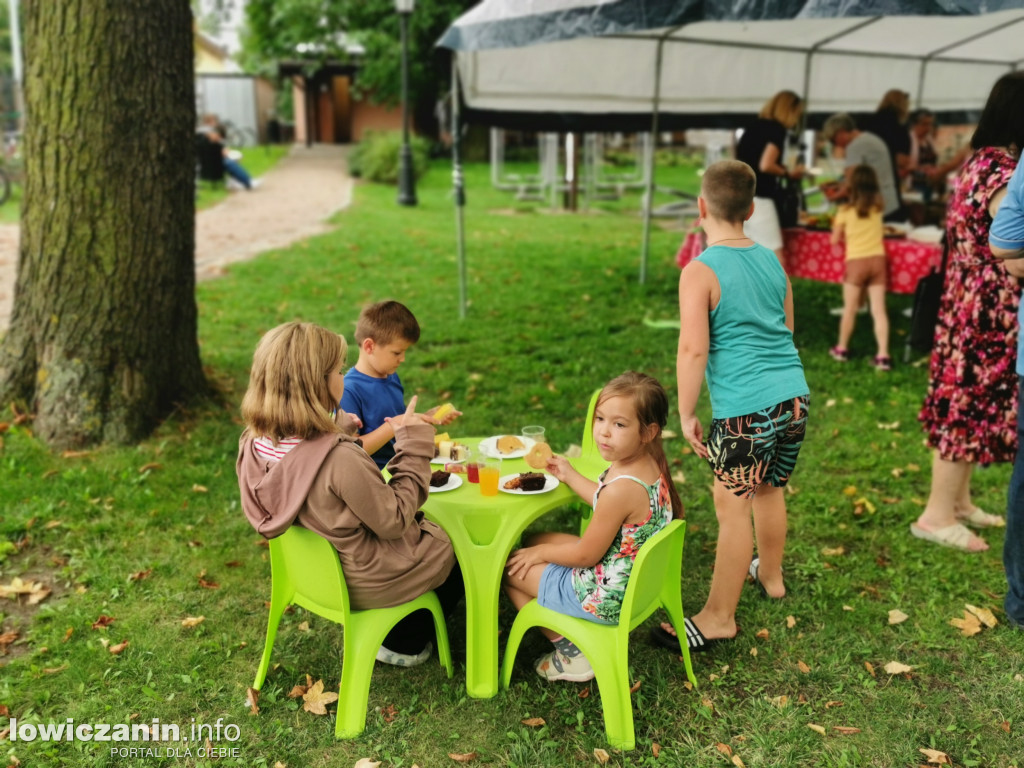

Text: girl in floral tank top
xmin=503 ymin=372 xmax=684 ymax=683
xmin=572 ymin=470 xmax=673 ymax=622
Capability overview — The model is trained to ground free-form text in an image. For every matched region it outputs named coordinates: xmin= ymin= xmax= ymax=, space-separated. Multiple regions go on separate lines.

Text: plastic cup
xmin=521 ymin=425 xmax=546 ymax=443
xmin=466 ymin=461 xmax=481 ymax=484
xmin=479 ymin=462 xmax=500 ymax=496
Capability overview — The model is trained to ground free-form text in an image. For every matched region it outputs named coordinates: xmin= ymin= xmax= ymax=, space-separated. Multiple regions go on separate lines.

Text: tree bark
xmin=0 ymin=0 xmax=208 ymax=447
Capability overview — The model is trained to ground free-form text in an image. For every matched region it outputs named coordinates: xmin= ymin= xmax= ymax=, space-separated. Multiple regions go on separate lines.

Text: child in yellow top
xmin=830 ymin=164 xmax=891 ymax=371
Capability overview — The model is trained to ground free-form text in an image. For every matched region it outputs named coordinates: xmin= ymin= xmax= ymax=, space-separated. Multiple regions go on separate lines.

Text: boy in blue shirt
xmin=660 ymin=159 xmax=809 ymax=654
xmin=340 ymin=300 xmax=460 ymax=470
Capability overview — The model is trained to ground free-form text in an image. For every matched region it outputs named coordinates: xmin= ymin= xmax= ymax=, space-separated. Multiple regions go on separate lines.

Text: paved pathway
xmin=0 ymin=143 xmax=353 ymax=331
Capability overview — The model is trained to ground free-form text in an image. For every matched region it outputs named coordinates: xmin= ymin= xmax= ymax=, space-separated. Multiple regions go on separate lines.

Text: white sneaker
xmin=375 ymin=641 xmax=432 ymax=667
xmin=534 ymin=649 xmax=595 ymax=682
xmin=249 ymin=178 xmax=262 ymax=190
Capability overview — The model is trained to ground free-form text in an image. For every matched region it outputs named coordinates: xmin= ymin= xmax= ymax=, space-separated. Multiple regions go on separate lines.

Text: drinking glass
xmin=479 ymin=460 xmax=500 ymax=496
xmin=521 ymin=425 xmax=546 ymax=443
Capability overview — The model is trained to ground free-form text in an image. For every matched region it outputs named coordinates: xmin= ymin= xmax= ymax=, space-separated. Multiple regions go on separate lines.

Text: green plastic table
xmin=421 ymin=437 xmax=606 ymax=699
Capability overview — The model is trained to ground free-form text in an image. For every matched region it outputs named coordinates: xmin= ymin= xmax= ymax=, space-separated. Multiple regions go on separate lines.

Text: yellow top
xmin=834 ymin=206 xmax=885 ymax=261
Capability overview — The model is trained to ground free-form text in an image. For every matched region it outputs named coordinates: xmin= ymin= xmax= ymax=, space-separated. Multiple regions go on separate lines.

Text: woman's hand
xmin=506 ymin=545 xmax=546 ymax=580
xmin=385 ymin=395 xmax=419 ymax=430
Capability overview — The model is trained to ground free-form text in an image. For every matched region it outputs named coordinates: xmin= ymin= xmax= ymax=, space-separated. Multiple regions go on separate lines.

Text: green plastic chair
xmin=500 ymin=519 xmax=696 ymax=750
xmin=576 ymin=387 xmax=605 ymax=534
xmin=252 ymin=525 xmax=453 ymax=739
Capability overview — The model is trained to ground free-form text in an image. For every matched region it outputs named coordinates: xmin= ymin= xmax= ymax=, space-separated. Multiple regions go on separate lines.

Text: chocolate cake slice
xmin=503 ymin=472 xmax=546 ymax=491
xmin=430 ymin=470 xmax=451 ymax=487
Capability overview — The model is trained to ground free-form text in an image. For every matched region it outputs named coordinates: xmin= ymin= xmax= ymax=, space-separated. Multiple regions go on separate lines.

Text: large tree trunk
xmin=0 ymin=0 xmax=207 ymax=447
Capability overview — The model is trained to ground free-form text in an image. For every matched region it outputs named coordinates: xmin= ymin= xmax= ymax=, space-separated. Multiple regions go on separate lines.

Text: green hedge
xmin=349 ymin=130 xmax=430 ymax=183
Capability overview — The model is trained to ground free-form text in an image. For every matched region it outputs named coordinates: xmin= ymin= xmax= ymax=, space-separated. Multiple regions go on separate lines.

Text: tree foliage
xmin=242 ymin=0 xmax=476 ymax=134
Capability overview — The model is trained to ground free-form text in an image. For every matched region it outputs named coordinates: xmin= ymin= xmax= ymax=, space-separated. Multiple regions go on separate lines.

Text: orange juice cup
xmin=479 ymin=463 xmax=500 ymax=496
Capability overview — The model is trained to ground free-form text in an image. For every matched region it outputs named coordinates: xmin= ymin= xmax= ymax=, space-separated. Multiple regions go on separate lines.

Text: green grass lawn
xmin=2 ymin=157 xmax=1022 ymax=768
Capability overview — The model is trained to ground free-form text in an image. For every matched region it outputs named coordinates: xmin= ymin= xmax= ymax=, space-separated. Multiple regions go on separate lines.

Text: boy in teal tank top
xmin=665 ymin=160 xmax=809 ymax=654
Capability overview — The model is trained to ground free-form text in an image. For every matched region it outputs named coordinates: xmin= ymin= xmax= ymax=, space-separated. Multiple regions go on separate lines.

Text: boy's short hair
xmin=701 ymin=160 xmax=756 ymax=223
xmin=822 ymin=113 xmax=856 ymax=143
xmin=354 ymin=300 xmax=421 ymax=346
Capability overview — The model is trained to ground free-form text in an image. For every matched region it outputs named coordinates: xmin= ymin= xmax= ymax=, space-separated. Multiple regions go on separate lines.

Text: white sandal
xmin=910 ymin=522 xmax=988 ymax=552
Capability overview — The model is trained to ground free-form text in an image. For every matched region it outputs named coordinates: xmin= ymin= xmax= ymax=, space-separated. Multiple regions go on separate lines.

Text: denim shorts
xmin=707 ymin=395 xmax=810 ymax=499
xmin=537 ymin=564 xmax=614 ymax=625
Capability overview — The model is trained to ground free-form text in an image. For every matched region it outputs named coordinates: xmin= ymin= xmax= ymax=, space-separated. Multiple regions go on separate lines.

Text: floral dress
xmin=919 ymin=146 xmax=1021 ymax=465
xmin=571 ymin=471 xmax=673 ymax=623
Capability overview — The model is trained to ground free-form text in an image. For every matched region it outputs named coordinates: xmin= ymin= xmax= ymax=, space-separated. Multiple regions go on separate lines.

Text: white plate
xmin=478 ymin=435 xmax=535 ymax=459
xmin=428 ymin=473 xmax=463 ymax=493
xmin=498 ymin=473 xmax=559 ymax=495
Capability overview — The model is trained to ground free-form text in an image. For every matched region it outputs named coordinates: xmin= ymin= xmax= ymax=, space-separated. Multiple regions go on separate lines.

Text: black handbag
xmin=906 ymin=237 xmax=949 ymax=359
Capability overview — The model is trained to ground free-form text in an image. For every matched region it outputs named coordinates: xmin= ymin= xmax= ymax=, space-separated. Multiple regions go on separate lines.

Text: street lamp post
xmin=396 ymin=0 xmax=417 ymax=206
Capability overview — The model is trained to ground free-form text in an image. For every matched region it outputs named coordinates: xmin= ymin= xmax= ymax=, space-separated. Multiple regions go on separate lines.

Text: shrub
xmin=349 ymin=130 xmax=429 ymax=183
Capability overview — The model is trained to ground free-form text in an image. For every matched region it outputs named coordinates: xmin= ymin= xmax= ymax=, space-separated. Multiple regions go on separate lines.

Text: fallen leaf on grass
xmin=298 ymin=621 xmax=310 ymax=632
xmin=883 ymin=661 xmax=913 ymax=675
xmin=288 ymin=675 xmax=314 ymax=698
xmin=731 ymin=756 xmax=746 ymax=768
xmin=44 ymin=520 xmax=62 ymax=530
xmin=192 ymin=484 xmax=208 ymax=493
xmin=138 ymin=462 xmax=163 ymax=474
xmin=864 ymin=662 xmax=876 ymax=677
xmin=181 ymin=616 xmax=205 ymax=628
xmin=0 ymin=727 xmax=8 ymax=741
xmin=62 ymin=627 xmax=73 ymax=643
xmin=768 ymin=695 xmax=788 ymax=708
xmin=245 ymin=687 xmax=259 ymax=714
xmin=629 ymin=679 xmax=641 ymax=693
xmin=109 ymin=640 xmax=129 ymax=655
xmin=797 ymin=660 xmax=811 ymax=674
xmin=302 ymin=679 xmax=338 ymax=715
xmin=919 ymin=747 xmax=952 ymax=765
xmin=578 ymin=687 xmax=590 ymax=698
xmin=876 ymin=420 xmax=900 ymax=430
xmin=651 ymin=743 xmax=661 ymax=758
xmin=853 ymin=497 xmax=877 ymax=514
xmin=756 ymin=628 xmax=770 ymax=639
xmin=380 ymin=704 xmax=398 ymax=723
xmin=61 ymin=450 xmax=91 ymax=459
xmin=716 ymin=743 xmax=733 ymax=757
xmin=701 ymin=697 xmax=714 ymax=713
xmin=786 ymin=615 xmax=797 ymax=628
xmin=750 ymin=647 xmax=757 ymax=657
xmin=44 ymin=664 xmax=69 ymax=674
xmin=274 ymin=762 xmax=286 ymax=768
xmin=821 ymin=546 xmax=845 ymax=556
xmin=833 ymin=726 xmax=861 ymax=735
xmin=825 ymin=700 xmax=844 ymax=708
xmin=964 ymin=604 xmax=998 ymax=628
xmin=353 ymin=760 xmax=380 ymax=768
xmin=888 ymin=609 xmax=909 ymax=625
xmin=842 ymin=485 xmax=858 ymax=496
xmin=592 ymin=749 xmax=610 ymax=764
xmin=0 ymin=629 xmax=19 ymax=654
xmin=129 ymin=569 xmax=152 ymax=582
xmin=91 ymin=615 xmax=115 ymax=630
xmin=0 ymin=577 xmax=51 ymax=604
xmin=521 ymin=717 xmax=545 ymax=727
xmin=197 ymin=570 xmax=219 ymax=589
xmin=449 ymin=753 xmax=478 ymax=763
xmin=808 ymin=723 xmax=826 ymax=735
xmin=950 ymin=611 xmax=982 ymax=637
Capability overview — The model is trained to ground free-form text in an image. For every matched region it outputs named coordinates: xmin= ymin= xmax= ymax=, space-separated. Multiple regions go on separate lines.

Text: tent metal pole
xmin=640 ymin=31 xmax=671 ymax=285
xmin=451 ymin=56 xmax=468 ymax=319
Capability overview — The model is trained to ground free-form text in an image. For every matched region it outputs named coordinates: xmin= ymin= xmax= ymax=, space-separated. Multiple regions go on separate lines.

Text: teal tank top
xmin=695 ymin=243 xmax=809 ymax=418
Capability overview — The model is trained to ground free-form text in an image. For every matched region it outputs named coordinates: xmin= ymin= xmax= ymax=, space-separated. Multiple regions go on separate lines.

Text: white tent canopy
xmin=436 ymin=0 xmax=1024 ymax=313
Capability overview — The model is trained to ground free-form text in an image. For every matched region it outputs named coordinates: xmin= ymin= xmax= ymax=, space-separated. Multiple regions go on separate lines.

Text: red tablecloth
xmin=675 ymin=228 xmax=942 ymax=294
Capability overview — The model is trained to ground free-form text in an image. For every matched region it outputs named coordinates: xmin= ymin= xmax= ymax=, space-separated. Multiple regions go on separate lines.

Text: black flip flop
xmin=650 ymin=619 xmax=728 ymax=654
xmin=649 ymin=624 xmax=682 ymax=653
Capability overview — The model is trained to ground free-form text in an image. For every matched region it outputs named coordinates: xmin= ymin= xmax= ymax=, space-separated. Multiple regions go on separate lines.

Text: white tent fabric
xmin=436 ymin=0 xmax=1024 ymax=309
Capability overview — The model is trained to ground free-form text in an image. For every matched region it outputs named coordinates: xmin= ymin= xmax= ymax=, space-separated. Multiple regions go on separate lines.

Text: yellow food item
xmin=433 ymin=403 xmax=456 ymax=421
xmin=434 ymin=432 xmax=450 ymax=445
xmin=496 ymin=435 xmax=525 ymax=455
xmin=524 ymin=442 xmax=553 ymax=469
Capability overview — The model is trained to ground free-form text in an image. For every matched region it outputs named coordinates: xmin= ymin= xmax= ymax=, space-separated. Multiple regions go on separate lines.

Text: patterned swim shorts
xmin=706 ymin=395 xmax=810 ymax=498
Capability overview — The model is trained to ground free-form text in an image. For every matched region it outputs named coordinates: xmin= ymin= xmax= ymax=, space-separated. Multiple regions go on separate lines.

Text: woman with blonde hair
xmin=236 ymin=321 xmax=463 ymax=666
xmin=865 ymin=88 xmax=912 ymax=221
xmin=735 ymin=89 xmax=806 ymax=261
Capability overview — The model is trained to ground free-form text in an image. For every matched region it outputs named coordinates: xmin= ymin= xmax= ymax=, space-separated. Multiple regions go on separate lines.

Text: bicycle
xmin=0 ymin=131 xmax=23 ymax=206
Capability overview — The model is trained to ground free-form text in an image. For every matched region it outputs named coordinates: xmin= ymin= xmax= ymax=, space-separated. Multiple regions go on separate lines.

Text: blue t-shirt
xmin=695 ymin=242 xmax=809 ymax=418
xmin=340 ymin=368 xmax=405 ymax=469
xmin=990 ymin=162 xmax=1024 ymax=375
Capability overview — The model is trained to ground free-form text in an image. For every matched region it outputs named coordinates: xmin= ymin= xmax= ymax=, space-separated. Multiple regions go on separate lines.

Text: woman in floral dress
xmin=914 ymin=72 xmax=1024 ymax=551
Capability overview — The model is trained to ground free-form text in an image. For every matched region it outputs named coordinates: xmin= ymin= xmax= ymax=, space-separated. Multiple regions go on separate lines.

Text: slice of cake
xmin=496 ymin=435 xmax=525 ymax=455
xmin=430 ymin=470 xmax=451 ymax=487
xmin=502 ymin=472 xmax=546 ymax=492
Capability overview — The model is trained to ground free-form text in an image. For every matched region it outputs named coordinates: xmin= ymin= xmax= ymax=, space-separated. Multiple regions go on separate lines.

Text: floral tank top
xmin=571 ymin=470 xmax=673 ymax=623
